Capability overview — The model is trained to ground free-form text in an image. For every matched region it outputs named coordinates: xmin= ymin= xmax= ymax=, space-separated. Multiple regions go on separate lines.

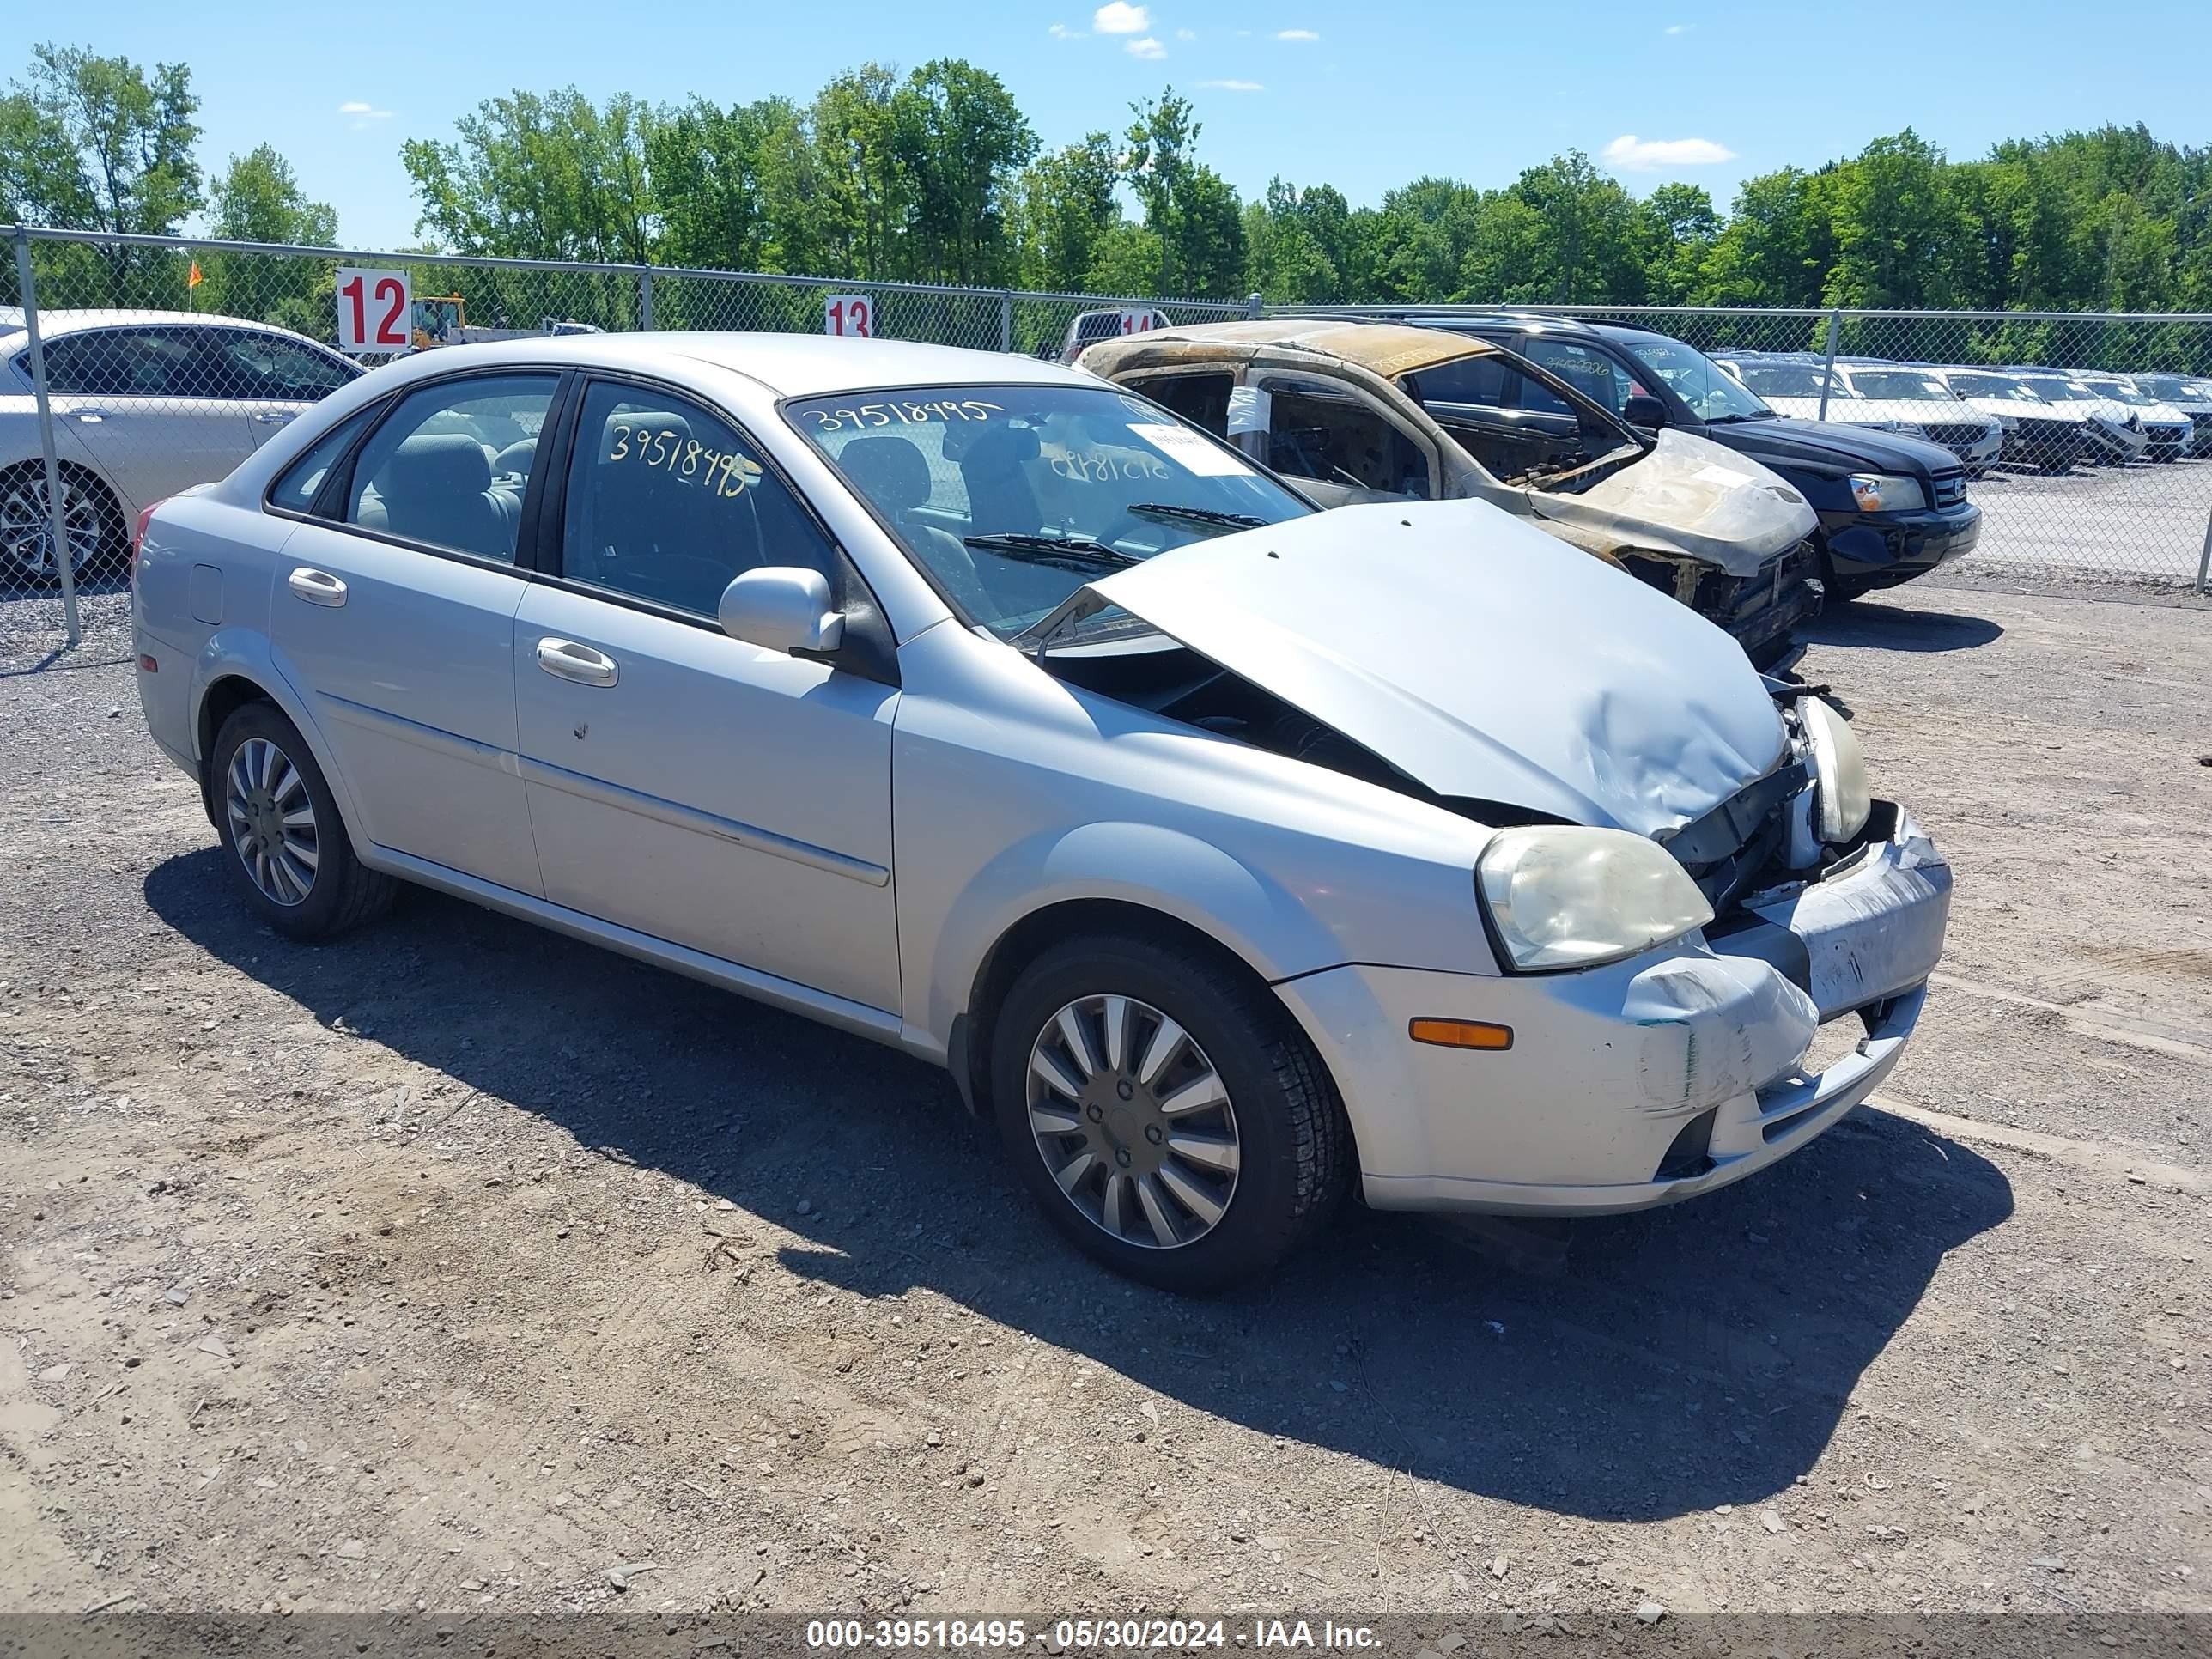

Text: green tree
xmin=202 ymin=143 xmax=339 ymax=336
xmin=1015 ymin=134 xmax=1121 ymax=292
xmin=1121 ymin=88 xmax=1245 ymax=297
xmin=0 ymin=42 xmax=201 ymax=301
xmin=895 ymin=59 xmax=1036 ymax=286
xmin=402 ymin=87 xmax=653 ymax=264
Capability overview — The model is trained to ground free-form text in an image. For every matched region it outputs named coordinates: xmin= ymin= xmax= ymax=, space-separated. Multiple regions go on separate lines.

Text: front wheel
xmin=211 ymin=702 xmax=396 ymax=940
xmin=989 ymin=933 xmax=1352 ymax=1291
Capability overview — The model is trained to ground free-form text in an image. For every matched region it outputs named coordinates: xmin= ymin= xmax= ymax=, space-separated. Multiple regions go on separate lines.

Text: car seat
xmin=836 ymin=436 xmax=992 ymax=617
xmin=356 ymin=434 xmax=522 ymax=559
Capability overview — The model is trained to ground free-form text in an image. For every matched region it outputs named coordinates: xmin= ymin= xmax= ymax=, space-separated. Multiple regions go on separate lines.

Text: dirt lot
xmin=1 ymin=581 xmax=2208 ymax=1622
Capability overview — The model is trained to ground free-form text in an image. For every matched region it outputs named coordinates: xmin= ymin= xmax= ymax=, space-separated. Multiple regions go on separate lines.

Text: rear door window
xmin=343 ymin=374 xmax=557 ymax=562
xmin=1521 ymin=338 xmax=1633 ymax=415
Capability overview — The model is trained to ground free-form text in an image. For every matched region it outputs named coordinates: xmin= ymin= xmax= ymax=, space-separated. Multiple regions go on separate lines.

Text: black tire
xmin=0 ymin=461 xmax=126 ymax=586
xmin=988 ymin=933 xmax=1353 ymax=1292
xmin=210 ymin=702 xmax=396 ymax=941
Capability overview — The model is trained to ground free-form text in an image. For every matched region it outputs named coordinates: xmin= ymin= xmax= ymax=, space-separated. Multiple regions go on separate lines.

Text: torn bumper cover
xmin=1276 ymin=805 xmax=1950 ymax=1216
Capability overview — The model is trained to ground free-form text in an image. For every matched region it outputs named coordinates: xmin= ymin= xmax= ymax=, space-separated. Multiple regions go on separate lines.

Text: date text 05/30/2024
xmin=804 ymin=1620 xmax=1382 ymax=1650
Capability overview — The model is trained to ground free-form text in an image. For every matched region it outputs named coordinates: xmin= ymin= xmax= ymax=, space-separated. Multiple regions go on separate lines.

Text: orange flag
xmin=187 ymin=261 xmax=204 ymax=289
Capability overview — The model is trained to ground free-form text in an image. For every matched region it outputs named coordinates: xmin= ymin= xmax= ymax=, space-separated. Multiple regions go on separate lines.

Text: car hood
xmin=1518 ymin=428 xmax=1816 ymax=579
xmin=1067 ymin=499 xmax=1789 ymax=836
xmin=1696 ymin=412 xmax=1965 ymax=477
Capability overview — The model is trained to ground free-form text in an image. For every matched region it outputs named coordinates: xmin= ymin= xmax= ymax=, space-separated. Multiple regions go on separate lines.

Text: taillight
xmin=131 ymin=499 xmax=167 ymax=574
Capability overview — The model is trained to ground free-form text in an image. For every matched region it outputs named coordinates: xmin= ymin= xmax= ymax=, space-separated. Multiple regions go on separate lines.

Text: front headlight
xmin=1798 ymin=696 xmax=1871 ymax=842
xmin=1848 ymin=472 xmax=1927 ymax=513
xmin=1477 ymin=827 xmax=1714 ymax=972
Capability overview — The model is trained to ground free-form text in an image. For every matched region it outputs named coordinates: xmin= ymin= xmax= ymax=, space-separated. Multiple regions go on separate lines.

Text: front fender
xmin=190 ymin=628 xmax=371 ymax=850
xmin=917 ymin=818 xmax=1352 ymax=1055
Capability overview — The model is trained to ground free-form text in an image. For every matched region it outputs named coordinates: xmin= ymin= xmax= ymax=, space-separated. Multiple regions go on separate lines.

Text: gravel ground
xmin=0 ymin=582 xmax=2207 ymax=1622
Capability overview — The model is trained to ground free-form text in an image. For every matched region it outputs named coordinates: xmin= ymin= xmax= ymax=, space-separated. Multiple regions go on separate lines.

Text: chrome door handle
xmin=535 ymin=638 xmax=618 ymax=687
xmin=252 ymin=410 xmax=296 ymax=425
xmin=73 ymin=410 xmax=107 ymax=422
xmin=287 ymin=567 xmax=347 ymax=607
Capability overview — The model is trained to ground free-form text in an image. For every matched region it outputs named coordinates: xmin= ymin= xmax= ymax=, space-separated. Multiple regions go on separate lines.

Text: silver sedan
xmin=131 ymin=333 xmax=1950 ymax=1291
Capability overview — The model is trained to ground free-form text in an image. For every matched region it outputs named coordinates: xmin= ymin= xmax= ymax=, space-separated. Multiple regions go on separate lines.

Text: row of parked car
xmin=128 ymin=323 xmax=1956 ymax=1288
xmin=1710 ymin=352 xmax=2212 ymax=473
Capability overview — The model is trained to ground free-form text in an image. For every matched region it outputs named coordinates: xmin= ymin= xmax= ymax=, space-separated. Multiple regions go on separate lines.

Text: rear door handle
xmin=287 ymin=567 xmax=347 ymax=607
xmin=535 ymin=637 xmax=618 ymax=687
xmin=252 ymin=410 xmax=296 ymax=426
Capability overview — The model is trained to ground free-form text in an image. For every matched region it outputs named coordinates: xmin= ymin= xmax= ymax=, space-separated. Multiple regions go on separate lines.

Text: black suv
xmin=1330 ymin=313 xmax=1982 ymax=601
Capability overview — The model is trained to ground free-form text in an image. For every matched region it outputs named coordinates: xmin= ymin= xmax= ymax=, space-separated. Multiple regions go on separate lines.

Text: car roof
xmin=1080 ymin=318 xmax=1496 ymax=380
xmin=0 ymin=309 xmax=349 ymax=359
xmin=378 ymin=331 xmax=1103 ymax=399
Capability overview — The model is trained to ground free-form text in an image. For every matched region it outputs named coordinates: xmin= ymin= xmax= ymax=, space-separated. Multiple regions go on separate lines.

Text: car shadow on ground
xmin=1802 ymin=601 xmax=2003 ymax=653
xmin=147 ymin=848 xmax=2014 ymax=1524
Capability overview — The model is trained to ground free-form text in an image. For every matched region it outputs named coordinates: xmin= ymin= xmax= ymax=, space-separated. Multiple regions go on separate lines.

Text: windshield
xmin=787 ymin=383 xmax=1310 ymax=641
xmin=2026 ymin=379 xmax=2108 ymax=404
xmin=1624 ymin=339 xmax=1772 ymax=421
xmin=1948 ymin=372 xmax=2045 ymax=402
xmin=1844 ymin=368 xmax=1955 ymax=401
xmin=1727 ymin=359 xmax=1845 ymax=400
xmin=2135 ymin=374 xmax=2197 ymax=400
xmin=2079 ymin=380 xmax=2158 ymax=408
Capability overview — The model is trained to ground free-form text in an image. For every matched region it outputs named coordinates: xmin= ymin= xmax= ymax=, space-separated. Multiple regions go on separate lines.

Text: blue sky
xmin=50 ymin=0 xmax=2212 ymax=254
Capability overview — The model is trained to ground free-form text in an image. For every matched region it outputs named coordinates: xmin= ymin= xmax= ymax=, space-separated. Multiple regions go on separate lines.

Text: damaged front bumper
xmin=1277 ymin=805 xmax=1950 ymax=1217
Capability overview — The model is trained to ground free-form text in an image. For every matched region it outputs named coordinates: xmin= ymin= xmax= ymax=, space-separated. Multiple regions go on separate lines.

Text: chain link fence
xmin=1287 ymin=301 xmax=2212 ymax=595
xmin=11 ymin=226 xmax=2212 ymax=666
xmin=0 ymin=225 xmax=1251 ymax=662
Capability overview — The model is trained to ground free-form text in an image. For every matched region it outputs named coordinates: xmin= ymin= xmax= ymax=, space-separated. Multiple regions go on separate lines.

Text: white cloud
xmin=1175 ymin=26 xmax=1196 ymax=39
xmin=1093 ymin=2 xmax=1150 ymax=33
xmin=337 ymin=100 xmax=391 ymax=118
xmin=1601 ymin=133 xmax=1735 ymax=170
xmin=1127 ymin=34 xmax=1168 ymax=57
xmin=1275 ymin=27 xmax=1320 ymax=40
xmin=1048 ymin=21 xmax=1077 ymax=36
xmin=1200 ymin=78 xmax=1264 ymax=91
xmin=1664 ymin=22 xmax=1692 ymax=34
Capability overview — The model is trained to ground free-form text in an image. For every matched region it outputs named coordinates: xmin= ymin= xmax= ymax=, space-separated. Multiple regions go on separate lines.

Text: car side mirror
xmin=1623 ymin=393 xmax=1669 ymax=430
xmin=717 ymin=567 xmax=845 ymax=659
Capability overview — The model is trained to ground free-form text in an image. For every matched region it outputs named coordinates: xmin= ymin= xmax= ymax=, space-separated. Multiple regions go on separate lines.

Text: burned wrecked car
xmin=1080 ymin=320 xmax=1822 ymax=669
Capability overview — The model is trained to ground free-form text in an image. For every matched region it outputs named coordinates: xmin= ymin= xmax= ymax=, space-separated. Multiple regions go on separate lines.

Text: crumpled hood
xmin=1522 ymin=428 xmax=1816 ymax=579
xmin=1077 ymin=499 xmax=1789 ymax=836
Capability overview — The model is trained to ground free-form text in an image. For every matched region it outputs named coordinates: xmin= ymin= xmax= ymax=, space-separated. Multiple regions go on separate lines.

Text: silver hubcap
xmin=1026 ymin=994 xmax=1240 ymax=1250
xmin=224 ymin=738 xmax=319 ymax=907
xmin=0 ymin=473 xmax=103 ymax=576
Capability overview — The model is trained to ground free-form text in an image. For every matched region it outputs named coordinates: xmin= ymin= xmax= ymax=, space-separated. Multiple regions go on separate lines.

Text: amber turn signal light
xmin=1408 ymin=1018 xmax=1513 ymax=1050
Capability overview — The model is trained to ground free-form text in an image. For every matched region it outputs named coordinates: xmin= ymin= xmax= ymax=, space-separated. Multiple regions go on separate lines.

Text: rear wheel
xmin=0 ymin=463 xmax=124 ymax=584
xmin=989 ymin=933 xmax=1352 ymax=1291
xmin=210 ymin=702 xmax=396 ymax=940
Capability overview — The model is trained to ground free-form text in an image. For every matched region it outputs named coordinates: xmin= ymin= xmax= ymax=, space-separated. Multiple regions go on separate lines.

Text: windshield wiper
xmin=963 ymin=532 xmax=1139 ymax=571
xmin=1708 ymin=411 xmax=1775 ymax=424
xmin=1125 ymin=501 xmax=1267 ymax=531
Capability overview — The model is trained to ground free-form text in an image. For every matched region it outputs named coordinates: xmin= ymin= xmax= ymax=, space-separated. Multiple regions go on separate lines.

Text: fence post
xmin=1815 ymin=307 xmax=1843 ymax=423
xmin=1248 ymin=291 xmax=1265 ymax=320
xmin=999 ymin=290 xmax=1013 ymax=354
xmin=637 ymin=265 xmax=654 ymax=331
xmin=12 ymin=227 xmax=81 ymax=646
xmin=2197 ymin=507 xmax=2212 ymax=595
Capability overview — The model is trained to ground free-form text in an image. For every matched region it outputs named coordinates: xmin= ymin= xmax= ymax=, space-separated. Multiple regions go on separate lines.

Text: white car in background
xmin=1 ymin=310 xmax=360 ymax=582
xmin=1827 ymin=362 xmax=2005 ymax=476
xmin=2008 ymin=369 xmax=2150 ymax=464
xmin=1711 ymin=354 xmax=2001 ymax=474
xmin=2129 ymin=373 xmax=2212 ymax=456
xmin=1924 ymin=367 xmax=2100 ymax=472
xmin=2069 ymin=374 xmax=2192 ymax=460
